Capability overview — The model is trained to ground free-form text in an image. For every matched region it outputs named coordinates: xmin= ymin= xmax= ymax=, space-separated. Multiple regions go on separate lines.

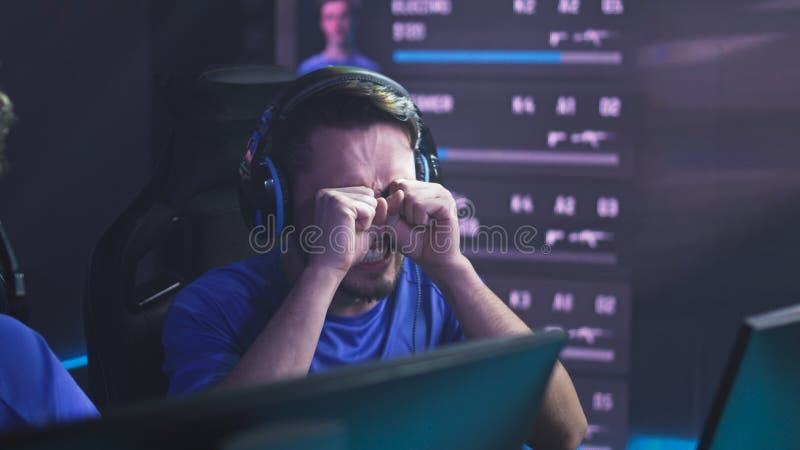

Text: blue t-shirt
xmin=297 ymin=51 xmax=380 ymax=76
xmin=162 ymin=251 xmax=464 ymax=396
xmin=0 ymin=315 xmax=99 ymax=433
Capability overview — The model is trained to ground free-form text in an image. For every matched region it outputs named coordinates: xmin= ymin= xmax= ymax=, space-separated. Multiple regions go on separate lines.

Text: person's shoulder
xmin=0 ymin=314 xmax=38 ymax=343
xmin=0 ymin=314 xmax=52 ymax=366
xmin=168 ymin=252 xmax=284 ymax=318
xmin=297 ymin=52 xmax=329 ymax=75
xmin=351 ymin=51 xmax=380 ymax=71
xmin=198 ymin=252 xmax=279 ymax=290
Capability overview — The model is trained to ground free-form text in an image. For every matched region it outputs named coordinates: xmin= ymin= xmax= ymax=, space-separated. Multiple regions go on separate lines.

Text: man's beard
xmin=337 ymin=252 xmax=404 ymax=303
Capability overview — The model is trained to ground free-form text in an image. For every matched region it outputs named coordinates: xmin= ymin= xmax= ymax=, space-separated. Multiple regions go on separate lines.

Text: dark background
xmin=633 ymin=0 xmax=800 ymax=437
xmin=0 ymin=1 xmax=154 ymax=362
xmin=1 ymin=0 xmax=799 ymax=444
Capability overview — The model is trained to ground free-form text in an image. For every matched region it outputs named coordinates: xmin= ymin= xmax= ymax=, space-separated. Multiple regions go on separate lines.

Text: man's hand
xmin=222 ymin=186 xmax=388 ymax=385
xmin=306 ymin=186 xmax=386 ymax=275
xmin=384 ymin=182 xmax=587 ymax=450
xmin=385 ymin=179 xmax=461 ymax=273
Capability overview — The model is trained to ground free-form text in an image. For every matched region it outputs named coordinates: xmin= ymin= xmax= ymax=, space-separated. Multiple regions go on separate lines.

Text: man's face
xmin=292 ymin=123 xmax=415 ymax=301
xmin=320 ymin=0 xmax=351 ymax=47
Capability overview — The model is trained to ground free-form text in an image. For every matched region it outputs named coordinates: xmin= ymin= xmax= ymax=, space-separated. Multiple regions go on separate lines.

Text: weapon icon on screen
xmin=584 ymin=424 xmax=608 ymax=441
xmin=547 ymin=131 xmax=568 ymax=148
xmin=568 ymin=327 xmax=612 ymax=345
xmin=573 ymin=29 xmax=614 ymax=47
xmin=545 ymin=229 xmax=566 ymax=247
xmin=549 ymin=31 xmax=570 ymax=47
xmin=570 ymin=130 xmax=612 ymax=149
xmin=568 ymin=229 xmax=614 ymax=249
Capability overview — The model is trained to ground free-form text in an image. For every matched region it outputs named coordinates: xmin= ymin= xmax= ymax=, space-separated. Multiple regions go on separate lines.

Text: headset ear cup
xmin=273 ymin=163 xmax=292 ymax=228
xmin=427 ymin=153 xmax=442 ymax=184
xmin=239 ymin=155 xmax=292 ymax=237
xmin=414 ymin=150 xmax=427 ymax=182
xmin=258 ymin=157 xmax=291 ymax=238
xmin=415 ymin=126 xmax=442 ymax=184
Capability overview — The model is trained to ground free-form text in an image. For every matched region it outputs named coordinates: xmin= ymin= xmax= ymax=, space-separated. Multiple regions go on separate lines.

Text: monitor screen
xmin=276 ymin=2 xmax=633 ymax=448
xmin=1 ymin=331 xmax=566 ymax=450
xmin=698 ymin=303 xmax=800 ymax=450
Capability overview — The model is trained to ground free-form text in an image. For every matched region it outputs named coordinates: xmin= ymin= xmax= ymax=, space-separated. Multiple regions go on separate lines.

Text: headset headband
xmin=278 ymin=68 xmax=413 ymax=117
xmin=239 ymin=66 xmax=441 ymax=234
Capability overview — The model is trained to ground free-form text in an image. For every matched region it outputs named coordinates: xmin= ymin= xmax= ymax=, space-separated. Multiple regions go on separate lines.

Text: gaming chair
xmin=83 ymin=65 xmax=294 ymax=410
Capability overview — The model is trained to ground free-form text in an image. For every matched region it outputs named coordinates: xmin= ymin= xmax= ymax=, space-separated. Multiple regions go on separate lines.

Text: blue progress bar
xmin=61 ymin=354 xmax=88 ymax=371
xmin=394 ymin=50 xmax=562 ymax=64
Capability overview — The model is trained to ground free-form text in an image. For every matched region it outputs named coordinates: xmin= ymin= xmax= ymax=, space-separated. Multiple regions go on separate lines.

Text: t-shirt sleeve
xmin=162 ymin=285 xmax=242 ymax=396
xmin=0 ymin=315 xmax=99 ymax=433
xmin=297 ymin=53 xmax=326 ymax=76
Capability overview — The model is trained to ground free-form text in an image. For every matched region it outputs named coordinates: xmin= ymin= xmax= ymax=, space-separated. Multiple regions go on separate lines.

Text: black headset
xmin=237 ymin=66 xmax=442 ymax=237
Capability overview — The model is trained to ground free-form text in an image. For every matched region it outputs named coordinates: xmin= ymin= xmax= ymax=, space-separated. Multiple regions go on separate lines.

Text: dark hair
xmin=270 ymin=79 xmax=422 ymax=177
xmin=317 ymin=0 xmax=357 ymax=11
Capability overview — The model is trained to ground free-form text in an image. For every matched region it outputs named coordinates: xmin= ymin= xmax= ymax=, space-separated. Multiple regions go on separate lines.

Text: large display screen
xmin=277 ymin=1 xmax=635 ymax=447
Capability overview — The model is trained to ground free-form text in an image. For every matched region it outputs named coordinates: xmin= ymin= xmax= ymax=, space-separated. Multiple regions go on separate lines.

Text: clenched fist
xmin=306 ymin=186 xmax=387 ymax=275
xmin=384 ymin=179 xmax=462 ymax=272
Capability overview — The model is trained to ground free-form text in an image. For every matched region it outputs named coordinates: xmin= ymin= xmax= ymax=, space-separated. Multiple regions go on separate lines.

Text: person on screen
xmin=0 ymin=91 xmax=99 ymax=433
xmin=162 ymin=69 xmax=588 ymax=449
xmin=296 ymin=0 xmax=380 ymax=75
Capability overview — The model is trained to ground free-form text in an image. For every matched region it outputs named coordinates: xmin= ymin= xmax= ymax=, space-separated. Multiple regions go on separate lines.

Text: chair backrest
xmin=84 ymin=65 xmax=294 ymax=410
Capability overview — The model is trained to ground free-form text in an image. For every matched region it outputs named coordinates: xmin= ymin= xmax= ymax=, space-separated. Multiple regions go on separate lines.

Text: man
xmin=162 ymin=70 xmax=587 ymax=449
xmin=297 ymin=0 xmax=380 ymax=75
xmin=0 ymin=91 xmax=99 ymax=433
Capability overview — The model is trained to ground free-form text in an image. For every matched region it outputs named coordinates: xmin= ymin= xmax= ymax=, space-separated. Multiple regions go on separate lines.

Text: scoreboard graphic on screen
xmin=405 ymin=81 xmax=635 ymax=179
xmin=278 ymin=1 xmax=636 ymax=447
xmin=364 ymin=0 xmax=631 ymax=77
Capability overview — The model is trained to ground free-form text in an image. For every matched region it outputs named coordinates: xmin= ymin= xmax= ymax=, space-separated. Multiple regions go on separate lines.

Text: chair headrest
xmin=156 ymin=65 xmax=296 ymax=205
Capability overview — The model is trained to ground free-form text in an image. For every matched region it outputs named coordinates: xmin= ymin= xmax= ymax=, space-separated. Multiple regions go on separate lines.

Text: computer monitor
xmin=697 ymin=303 xmax=800 ymax=450
xmin=1 ymin=331 xmax=566 ymax=450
